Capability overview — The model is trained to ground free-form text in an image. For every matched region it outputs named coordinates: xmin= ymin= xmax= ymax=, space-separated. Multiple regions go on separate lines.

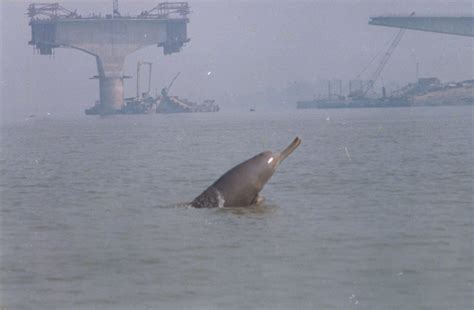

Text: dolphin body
xmin=191 ymin=137 xmax=302 ymax=208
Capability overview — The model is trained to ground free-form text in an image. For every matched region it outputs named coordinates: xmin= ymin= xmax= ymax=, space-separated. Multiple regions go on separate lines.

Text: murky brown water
xmin=1 ymin=107 xmax=472 ymax=309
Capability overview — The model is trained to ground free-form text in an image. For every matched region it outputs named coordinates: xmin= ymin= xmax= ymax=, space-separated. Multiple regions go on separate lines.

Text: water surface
xmin=1 ymin=107 xmax=472 ymax=309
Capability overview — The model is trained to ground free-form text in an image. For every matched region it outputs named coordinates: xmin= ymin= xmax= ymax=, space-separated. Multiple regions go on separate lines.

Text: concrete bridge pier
xmin=94 ymin=53 xmax=128 ymax=112
xmin=28 ymin=2 xmax=190 ymax=114
xmin=98 ymin=76 xmax=124 ymax=111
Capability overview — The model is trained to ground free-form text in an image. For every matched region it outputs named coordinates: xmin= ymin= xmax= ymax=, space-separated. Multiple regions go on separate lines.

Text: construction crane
xmin=136 ymin=61 xmax=153 ymax=100
xmin=352 ymin=12 xmax=414 ymax=99
xmin=162 ymin=72 xmax=181 ymax=97
xmin=363 ymin=28 xmax=406 ymax=97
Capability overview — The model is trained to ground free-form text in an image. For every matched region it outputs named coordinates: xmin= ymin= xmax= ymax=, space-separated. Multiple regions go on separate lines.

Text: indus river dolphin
xmin=191 ymin=137 xmax=302 ymax=208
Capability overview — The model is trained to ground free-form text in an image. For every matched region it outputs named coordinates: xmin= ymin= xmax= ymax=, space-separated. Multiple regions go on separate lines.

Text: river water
xmin=0 ymin=106 xmax=472 ymax=309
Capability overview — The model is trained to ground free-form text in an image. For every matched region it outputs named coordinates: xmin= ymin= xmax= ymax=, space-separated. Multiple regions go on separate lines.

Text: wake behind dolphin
xmin=191 ymin=137 xmax=302 ymax=208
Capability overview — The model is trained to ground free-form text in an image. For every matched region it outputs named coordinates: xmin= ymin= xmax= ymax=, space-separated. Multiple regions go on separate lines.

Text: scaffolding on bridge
xmin=27 ymin=3 xmax=78 ymax=20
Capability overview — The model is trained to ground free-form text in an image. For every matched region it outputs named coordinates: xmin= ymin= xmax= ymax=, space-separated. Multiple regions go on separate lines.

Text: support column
xmin=95 ymin=53 xmax=127 ymax=112
xmin=99 ymin=77 xmax=124 ymax=111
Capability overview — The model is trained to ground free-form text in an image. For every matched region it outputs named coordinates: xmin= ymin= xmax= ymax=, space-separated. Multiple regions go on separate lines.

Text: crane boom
xmin=166 ymin=72 xmax=181 ymax=93
xmin=136 ymin=61 xmax=153 ymax=99
xmin=361 ymin=12 xmax=414 ymax=97
xmin=362 ymin=28 xmax=406 ymax=96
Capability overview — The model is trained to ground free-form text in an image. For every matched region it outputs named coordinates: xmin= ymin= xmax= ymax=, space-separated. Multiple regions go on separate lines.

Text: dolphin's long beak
xmin=278 ymin=137 xmax=302 ymax=163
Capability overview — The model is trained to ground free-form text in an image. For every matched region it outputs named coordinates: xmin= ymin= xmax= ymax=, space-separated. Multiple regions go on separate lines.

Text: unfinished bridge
xmin=369 ymin=15 xmax=474 ymax=37
xmin=28 ymin=2 xmax=190 ymax=114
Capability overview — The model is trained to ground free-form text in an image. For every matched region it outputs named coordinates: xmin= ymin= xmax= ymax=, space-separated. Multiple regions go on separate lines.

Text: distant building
xmin=417 ymin=77 xmax=441 ymax=87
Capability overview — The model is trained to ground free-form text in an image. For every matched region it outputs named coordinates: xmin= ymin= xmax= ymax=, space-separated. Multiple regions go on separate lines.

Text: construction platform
xmin=28 ymin=2 xmax=190 ymax=114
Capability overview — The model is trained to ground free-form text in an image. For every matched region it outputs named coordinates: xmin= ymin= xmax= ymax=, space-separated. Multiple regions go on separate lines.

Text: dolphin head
xmin=244 ymin=137 xmax=302 ymax=191
xmin=273 ymin=136 xmax=302 ymax=166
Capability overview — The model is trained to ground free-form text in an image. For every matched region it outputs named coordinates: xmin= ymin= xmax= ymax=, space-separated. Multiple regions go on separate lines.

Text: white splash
xmin=216 ymin=190 xmax=225 ymax=208
xmin=267 ymin=157 xmax=274 ymax=164
xmin=344 ymin=146 xmax=352 ymax=161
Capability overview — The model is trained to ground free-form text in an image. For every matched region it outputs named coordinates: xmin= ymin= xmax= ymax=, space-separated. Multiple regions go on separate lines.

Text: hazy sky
xmin=1 ymin=0 xmax=473 ymax=119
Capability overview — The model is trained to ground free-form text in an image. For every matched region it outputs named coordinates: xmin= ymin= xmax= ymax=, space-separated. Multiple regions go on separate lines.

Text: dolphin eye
xmin=267 ymin=157 xmax=274 ymax=164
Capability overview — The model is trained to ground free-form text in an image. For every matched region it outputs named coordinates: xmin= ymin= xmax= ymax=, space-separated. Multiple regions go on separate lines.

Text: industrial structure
xmin=297 ymin=13 xmax=474 ymax=109
xmin=369 ymin=15 xmax=474 ymax=37
xmin=350 ymin=24 xmax=408 ymax=99
xmin=296 ymin=23 xmax=410 ymax=109
xmin=28 ymin=1 xmax=190 ymax=114
xmin=84 ymin=64 xmax=220 ymax=115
